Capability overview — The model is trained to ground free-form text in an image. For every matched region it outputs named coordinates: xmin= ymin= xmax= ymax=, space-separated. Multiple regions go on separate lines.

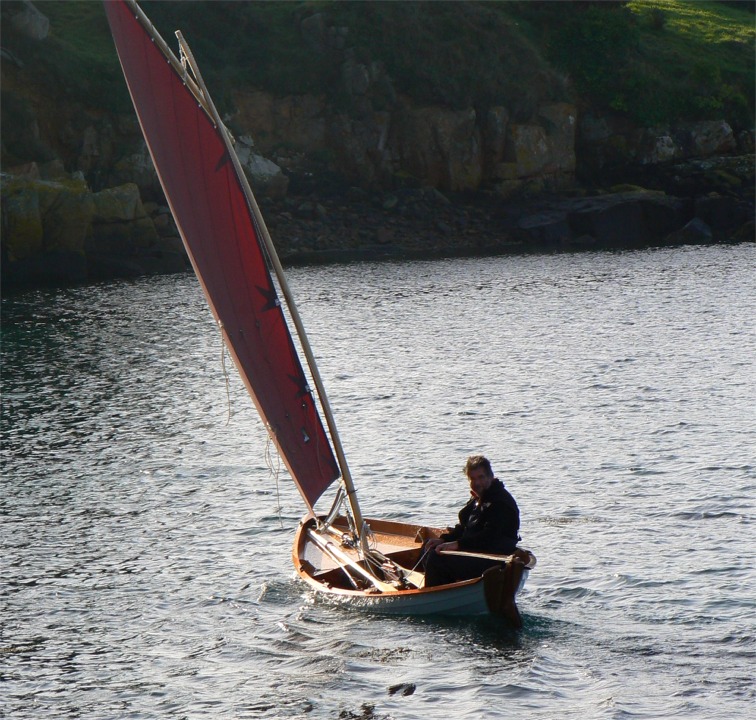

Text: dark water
xmin=2 ymin=244 xmax=754 ymax=719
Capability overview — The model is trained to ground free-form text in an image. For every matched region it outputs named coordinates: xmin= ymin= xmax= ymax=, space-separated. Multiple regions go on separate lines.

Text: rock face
xmin=231 ymin=89 xmax=579 ymax=196
xmin=2 ymin=174 xmax=92 ymax=284
xmin=1 ymin=173 xmax=190 ymax=286
xmin=87 ymin=182 xmax=188 ymax=279
xmin=235 ymin=136 xmax=290 ymax=200
xmin=491 ymin=102 xmax=576 ymax=197
xmin=390 ymin=104 xmax=482 ymax=191
xmin=578 ymin=114 xmax=743 ymax=179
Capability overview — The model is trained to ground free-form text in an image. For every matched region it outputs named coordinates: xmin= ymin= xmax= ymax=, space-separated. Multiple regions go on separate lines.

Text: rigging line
xmin=412 ymin=546 xmax=434 ymax=573
xmin=360 ymin=526 xmax=386 ymax=573
xmin=264 ymin=433 xmax=284 ymax=529
xmin=343 ymin=495 xmax=358 ymax=539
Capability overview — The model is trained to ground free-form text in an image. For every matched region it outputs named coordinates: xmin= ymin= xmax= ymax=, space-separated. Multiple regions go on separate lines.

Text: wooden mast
xmin=167 ymin=28 xmax=365 ymax=533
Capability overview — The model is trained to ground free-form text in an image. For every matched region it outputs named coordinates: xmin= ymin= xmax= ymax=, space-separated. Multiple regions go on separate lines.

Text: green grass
xmin=503 ymin=0 xmax=754 ymax=128
xmin=630 ymin=0 xmax=755 ymax=45
xmin=626 ymin=0 xmax=755 ymax=125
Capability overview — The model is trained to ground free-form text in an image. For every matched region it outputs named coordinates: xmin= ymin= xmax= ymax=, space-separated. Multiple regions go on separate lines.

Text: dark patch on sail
xmin=215 ymin=147 xmax=231 ymax=172
xmin=288 ymin=372 xmax=311 ymax=399
xmin=256 ymin=284 xmax=279 ymax=311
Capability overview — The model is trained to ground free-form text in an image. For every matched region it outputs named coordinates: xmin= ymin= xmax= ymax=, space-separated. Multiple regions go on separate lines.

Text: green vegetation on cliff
xmin=594 ymin=1 xmax=753 ymax=125
xmin=2 ymin=0 xmax=754 ymax=156
xmin=4 ymin=1 xmax=128 ymax=111
xmin=137 ymin=1 xmax=755 ymax=127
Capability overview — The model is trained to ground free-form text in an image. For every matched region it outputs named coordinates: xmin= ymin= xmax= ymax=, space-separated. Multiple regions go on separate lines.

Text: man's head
xmin=464 ymin=455 xmax=494 ymax=498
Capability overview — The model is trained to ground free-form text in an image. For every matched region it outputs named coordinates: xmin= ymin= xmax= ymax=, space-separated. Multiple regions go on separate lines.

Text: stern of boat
xmin=481 ymin=548 xmax=536 ymax=628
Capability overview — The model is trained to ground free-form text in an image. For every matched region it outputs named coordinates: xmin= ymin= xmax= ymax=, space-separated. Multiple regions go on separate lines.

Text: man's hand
xmin=424 ymin=537 xmax=445 ymax=552
xmin=434 ymin=540 xmax=460 ymax=554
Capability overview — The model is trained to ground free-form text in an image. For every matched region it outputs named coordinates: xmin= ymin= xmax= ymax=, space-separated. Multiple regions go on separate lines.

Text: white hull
xmin=319 ymin=569 xmax=531 ymax=617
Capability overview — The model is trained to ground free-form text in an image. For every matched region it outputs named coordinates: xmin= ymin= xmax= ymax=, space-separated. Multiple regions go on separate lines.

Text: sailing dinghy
xmin=105 ymin=0 xmax=536 ymax=626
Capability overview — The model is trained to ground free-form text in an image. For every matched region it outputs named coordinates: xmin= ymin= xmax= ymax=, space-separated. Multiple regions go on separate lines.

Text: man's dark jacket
xmin=440 ymin=478 xmax=520 ymax=553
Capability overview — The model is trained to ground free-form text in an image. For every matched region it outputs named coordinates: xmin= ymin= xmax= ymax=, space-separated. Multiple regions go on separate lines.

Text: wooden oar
xmin=322 ymin=523 xmax=425 ymax=588
xmin=306 ymin=529 xmax=396 ymax=593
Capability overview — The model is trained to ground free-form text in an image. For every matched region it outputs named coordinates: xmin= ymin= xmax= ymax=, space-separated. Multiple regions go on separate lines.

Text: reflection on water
xmin=2 ymin=244 xmax=755 ymax=719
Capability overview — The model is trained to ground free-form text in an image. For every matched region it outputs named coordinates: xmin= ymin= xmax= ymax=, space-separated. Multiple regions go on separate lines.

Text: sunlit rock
xmin=235 ymin=136 xmax=290 ymax=199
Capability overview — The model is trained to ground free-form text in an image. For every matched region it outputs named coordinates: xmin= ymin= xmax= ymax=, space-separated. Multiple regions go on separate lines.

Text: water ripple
xmin=3 ymin=245 xmax=755 ymax=719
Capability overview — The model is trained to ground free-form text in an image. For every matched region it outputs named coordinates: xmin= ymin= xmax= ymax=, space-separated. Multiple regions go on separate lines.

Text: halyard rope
xmin=218 ymin=320 xmax=283 ymax=527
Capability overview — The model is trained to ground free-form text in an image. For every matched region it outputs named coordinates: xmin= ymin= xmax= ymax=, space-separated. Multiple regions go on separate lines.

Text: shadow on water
xmin=313 ymin=590 xmax=566 ymax=651
xmin=253 ymin=575 xmax=569 ymax=673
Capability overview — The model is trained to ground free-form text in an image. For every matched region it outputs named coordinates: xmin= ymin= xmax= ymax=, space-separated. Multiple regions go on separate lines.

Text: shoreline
xmin=2 ymin=160 xmax=753 ymax=292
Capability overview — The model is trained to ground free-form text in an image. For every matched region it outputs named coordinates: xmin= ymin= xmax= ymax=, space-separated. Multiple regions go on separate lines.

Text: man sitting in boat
xmin=423 ymin=455 xmax=520 ymax=587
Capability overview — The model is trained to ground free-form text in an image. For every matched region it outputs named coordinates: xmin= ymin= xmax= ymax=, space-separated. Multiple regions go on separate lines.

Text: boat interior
xmin=297 ymin=516 xmax=437 ymax=592
xmin=295 ymin=515 xmax=536 ymax=595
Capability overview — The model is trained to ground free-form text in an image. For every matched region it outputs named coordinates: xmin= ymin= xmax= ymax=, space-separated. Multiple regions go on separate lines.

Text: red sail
xmin=105 ymin=0 xmax=339 ymax=508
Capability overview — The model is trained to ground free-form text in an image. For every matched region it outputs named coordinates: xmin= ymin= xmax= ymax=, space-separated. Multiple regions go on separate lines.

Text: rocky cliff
xmin=1 ymin=1 xmax=753 ymax=289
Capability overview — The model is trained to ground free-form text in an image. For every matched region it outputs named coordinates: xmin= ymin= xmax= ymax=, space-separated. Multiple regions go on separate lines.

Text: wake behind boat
xmin=105 ymin=0 xmax=536 ymax=626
